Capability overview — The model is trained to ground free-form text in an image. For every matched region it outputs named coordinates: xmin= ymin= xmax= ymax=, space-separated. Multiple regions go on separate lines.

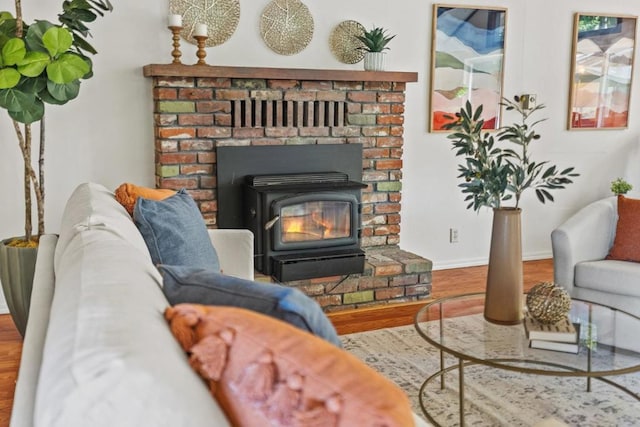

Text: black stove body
xmin=244 ymin=172 xmax=366 ymax=282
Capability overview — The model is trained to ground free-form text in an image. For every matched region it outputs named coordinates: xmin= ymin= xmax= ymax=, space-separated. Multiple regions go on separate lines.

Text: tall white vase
xmin=363 ymin=52 xmax=386 ymax=71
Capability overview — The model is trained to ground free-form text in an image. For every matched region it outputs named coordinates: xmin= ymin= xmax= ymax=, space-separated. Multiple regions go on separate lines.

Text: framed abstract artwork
xmin=429 ymin=5 xmax=507 ymax=132
xmin=568 ymin=13 xmax=637 ymax=130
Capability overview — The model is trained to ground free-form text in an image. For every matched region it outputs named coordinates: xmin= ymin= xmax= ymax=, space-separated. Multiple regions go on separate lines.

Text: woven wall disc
xmin=329 ymin=20 xmax=366 ymax=64
xmin=260 ymin=0 xmax=314 ymax=56
xmin=170 ymin=0 xmax=240 ymax=47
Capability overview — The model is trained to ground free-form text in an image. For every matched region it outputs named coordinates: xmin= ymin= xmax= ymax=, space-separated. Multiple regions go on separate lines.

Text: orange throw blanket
xmin=115 ymin=183 xmax=175 ymax=215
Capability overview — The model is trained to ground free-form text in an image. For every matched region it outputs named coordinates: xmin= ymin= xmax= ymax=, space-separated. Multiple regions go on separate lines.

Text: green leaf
xmin=80 ymin=55 xmax=93 ymax=79
xmin=0 ymin=15 xmax=17 ymax=34
xmin=42 ymin=26 xmax=73 ymax=57
xmin=0 ymin=87 xmax=36 ymax=111
xmin=60 ymin=17 xmax=89 ymax=36
xmin=64 ymin=8 xmax=97 ymax=23
xmin=46 ymin=53 xmax=90 ymax=83
xmin=17 ymin=74 xmax=47 ymax=94
xmin=38 ymin=86 xmax=67 ymax=105
xmin=46 ymin=79 xmax=80 ymax=102
xmin=2 ymin=38 xmax=26 ymax=65
xmin=8 ymin=97 xmax=44 ymax=123
xmin=0 ymin=20 xmax=17 ymax=51
xmin=24 ymin=20 xmax=56 ymax=53
xmin=472 ymin=104 xmax=483 ymax=121
xmin=0 ymin=11 xmax=13 ymax=24
xmin=17 ymin=51 xmax=50 ymax=77
xmin=0 ymin=67 xmax=20 ymax=88
xmin=0 ymin=17 xmax=15 ymax=37
xmin=89 ymin=0 xmax=114 ymax=12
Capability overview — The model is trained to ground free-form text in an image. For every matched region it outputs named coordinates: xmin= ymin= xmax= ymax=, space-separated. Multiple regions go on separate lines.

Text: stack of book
xmin=523 ymin=311 xmax=580 ymax=353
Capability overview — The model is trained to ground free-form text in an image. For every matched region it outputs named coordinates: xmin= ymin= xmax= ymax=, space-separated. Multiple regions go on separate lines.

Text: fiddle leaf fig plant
xmin=445 ymin=96 xmax=579 ymax=211
xmin=0 ymin=0 xmax=113 ymax=245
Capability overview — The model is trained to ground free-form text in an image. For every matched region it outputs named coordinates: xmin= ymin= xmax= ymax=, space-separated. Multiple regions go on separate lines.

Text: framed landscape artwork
xmin=429 ymin=5 xmax=507 ymax=132
xmin=568 ymin=13 xmax=638 ymax=130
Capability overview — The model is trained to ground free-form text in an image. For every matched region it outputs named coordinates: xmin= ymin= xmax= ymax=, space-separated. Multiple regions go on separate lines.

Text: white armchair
xmin=551 ymin=196 xmax=640 ymax=317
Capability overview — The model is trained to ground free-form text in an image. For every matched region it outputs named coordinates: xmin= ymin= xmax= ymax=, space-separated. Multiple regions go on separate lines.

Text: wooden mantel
xmin=143 ymin=64 xmax=418 ymax=83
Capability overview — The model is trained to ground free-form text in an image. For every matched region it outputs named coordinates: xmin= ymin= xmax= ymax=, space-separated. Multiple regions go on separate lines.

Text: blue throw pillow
xmin=134 ymin=189 xmax=220 ymax=271
xmin=158 ymin=264 xmax=342 ymax=347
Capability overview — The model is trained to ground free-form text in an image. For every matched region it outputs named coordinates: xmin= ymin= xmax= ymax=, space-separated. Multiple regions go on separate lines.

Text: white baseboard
xmin=433 ymin=251 xmax=552 ymax=271
xmin=433 ymin=257 xmax=488 ymax=271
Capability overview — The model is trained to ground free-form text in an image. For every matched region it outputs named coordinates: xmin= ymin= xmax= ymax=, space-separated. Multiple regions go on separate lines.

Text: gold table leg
xmin=459 ymin=359 xmax=465 ymax=427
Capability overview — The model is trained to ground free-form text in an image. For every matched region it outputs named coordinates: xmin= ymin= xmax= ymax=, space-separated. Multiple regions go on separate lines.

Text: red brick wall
xmin=148 ymin=70 xmax=431 ymax=310
xmin=152 ymin=76 xmax=406 ymax=249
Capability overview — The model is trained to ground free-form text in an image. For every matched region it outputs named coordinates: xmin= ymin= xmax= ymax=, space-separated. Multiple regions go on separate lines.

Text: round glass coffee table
xmin=414 ymin=293 xmax=640 ymax=427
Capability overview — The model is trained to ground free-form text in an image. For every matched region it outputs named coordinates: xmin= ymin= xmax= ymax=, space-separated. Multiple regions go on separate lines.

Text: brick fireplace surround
xmin=143 ymin=64 xmax=432 ymax=311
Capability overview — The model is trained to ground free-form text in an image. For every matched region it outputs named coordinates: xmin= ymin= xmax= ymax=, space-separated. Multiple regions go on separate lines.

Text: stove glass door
xmin=271 ymin=192 xmax=358 ymax=251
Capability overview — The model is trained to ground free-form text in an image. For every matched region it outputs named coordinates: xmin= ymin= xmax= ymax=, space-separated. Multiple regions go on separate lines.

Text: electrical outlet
xmin=519 ymin=94 xmax=537 ymax=110
xmin=449 ymin=228 xmax=459 ymax=243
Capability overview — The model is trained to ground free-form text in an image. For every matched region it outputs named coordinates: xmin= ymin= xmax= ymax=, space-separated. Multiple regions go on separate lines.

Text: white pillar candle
xmin=194 ymin=23 xmax=208 ymax=37
xmin=168 ymin=14 xmax=182 ymax=27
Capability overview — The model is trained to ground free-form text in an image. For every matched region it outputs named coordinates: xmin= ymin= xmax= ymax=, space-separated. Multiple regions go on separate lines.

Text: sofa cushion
xmin=158 ymin=265 xmax=341 ymax=347
xmin=606 ymin=195 xmax=640 ymax=262
xmin=165 ymin=304 xmax=415 ymax=427
xmin=36 ymin=229 xmax=231 ymax=427
xmin=114 ymin=182 xmax=175 ymax=215
xmin=575 ymin=259 xmax=640 ymax=298
xmin=134 ymin=189 xmax=220 ymax=271
xmin=54 ymin=182 xmax=151 ymax=270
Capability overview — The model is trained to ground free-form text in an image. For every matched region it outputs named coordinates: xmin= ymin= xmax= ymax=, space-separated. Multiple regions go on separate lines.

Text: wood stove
xmin=244 ymin=172 xmax=366 ymax=281
xmin=216 ymin=144 xmax=367 ymax=282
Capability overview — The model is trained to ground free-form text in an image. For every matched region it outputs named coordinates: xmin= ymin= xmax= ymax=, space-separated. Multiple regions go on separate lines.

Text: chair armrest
xmin=551 ymin=197 xmax=617 ymax=293
xmin=208 ymin=229 xmax=254 ymax=281
xmin=10 ymin=234 xmax=58 ymax=427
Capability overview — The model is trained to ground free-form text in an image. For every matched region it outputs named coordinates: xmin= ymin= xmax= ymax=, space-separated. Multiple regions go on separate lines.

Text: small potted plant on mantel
xmin=0 ymin=0 xmax=114 ymax=336
xmin=356 ymin=25 xmax=396 ymax=71
xmin=445 ymin=96 xmax=579 ymax=325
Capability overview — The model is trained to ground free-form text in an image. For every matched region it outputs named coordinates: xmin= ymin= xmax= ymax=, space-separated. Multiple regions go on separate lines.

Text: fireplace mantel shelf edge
xmin=143 ymin=64 xmax=418 ymax=83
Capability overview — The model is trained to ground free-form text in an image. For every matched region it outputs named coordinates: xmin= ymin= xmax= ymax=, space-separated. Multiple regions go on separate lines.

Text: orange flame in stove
xmin=285 ymin=218 xmax=304 ymax=234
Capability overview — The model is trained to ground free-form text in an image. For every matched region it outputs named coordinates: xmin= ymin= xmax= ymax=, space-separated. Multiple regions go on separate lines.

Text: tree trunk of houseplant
xmin=1 ymin=0 xmax=112 ymax=338
xmin=484 ymin=208 xmax=524 ymax=325
xmin=1 ymin=120 xmax=44 ymax=338
xmin=0 ymin=238 xmax=38 ymax=337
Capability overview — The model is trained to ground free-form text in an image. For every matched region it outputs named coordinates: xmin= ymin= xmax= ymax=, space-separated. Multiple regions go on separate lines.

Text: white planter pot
xmin=363 ymin=52 xmax=386 ymax=71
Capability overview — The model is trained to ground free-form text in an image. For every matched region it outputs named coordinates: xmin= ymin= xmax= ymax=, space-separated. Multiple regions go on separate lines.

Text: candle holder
xmin=168 ymin=26 xmax=183 ymax=64
xmin=194 ymin=35 xmax=208 ymax=65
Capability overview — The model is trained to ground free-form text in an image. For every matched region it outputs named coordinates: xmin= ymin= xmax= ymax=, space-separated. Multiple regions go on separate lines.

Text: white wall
xmin=2 ymin=0 xmax=640 ymax=311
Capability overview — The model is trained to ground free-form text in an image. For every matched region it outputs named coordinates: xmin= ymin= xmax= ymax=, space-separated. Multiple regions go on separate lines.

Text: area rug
xmin=341 ymin=323 xmax=640 ymax=427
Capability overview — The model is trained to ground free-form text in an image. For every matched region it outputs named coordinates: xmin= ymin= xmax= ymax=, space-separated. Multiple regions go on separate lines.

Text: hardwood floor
xmin=0 ymin=258 xmax=553 ymax=426
xmin=328 ymin=258 xmax=554 ymax=334
xmin=0 ymin=314 xmax=22 ymax=427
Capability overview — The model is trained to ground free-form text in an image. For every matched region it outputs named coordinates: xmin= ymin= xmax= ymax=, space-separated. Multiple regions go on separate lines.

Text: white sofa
xmin=551 ymin=196 xmax=640 ymax=317
xmin=11 ymin=183 xmax=428 ymax=427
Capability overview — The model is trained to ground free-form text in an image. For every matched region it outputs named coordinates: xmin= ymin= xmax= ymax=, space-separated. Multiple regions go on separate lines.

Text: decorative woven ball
xmin=526 ymin=282 xmax=571 ymax=324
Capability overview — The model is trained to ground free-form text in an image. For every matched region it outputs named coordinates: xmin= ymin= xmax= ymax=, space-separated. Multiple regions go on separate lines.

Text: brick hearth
xmin=143 ymin=64 xmax=432 ymax=311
